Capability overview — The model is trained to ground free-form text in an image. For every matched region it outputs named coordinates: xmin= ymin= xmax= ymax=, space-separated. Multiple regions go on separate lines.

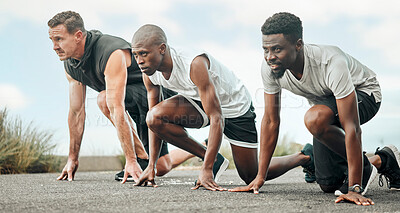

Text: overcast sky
xmin=1 ymin=0 xmax=399 ymax=155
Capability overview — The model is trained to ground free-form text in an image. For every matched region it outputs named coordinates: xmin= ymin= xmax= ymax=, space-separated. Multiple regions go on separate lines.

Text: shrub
xmin=0 ymin=108 xmax=61 ymax=174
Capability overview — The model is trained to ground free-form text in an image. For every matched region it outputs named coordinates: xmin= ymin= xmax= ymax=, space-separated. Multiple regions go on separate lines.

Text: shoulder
xmin=305 ymin=44 xmax=347 ymax=65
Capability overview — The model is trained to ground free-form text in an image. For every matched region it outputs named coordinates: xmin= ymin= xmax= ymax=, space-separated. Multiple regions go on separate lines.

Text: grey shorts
xmin=312 ymin=91 xmax=381 ymax=186
xmin=182 ymin=95 xmax=258 ymax=149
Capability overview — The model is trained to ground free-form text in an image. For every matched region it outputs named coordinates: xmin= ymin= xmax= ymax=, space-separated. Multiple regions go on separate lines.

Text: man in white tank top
xmin=130 ymin=24 xmax=316 ymax=191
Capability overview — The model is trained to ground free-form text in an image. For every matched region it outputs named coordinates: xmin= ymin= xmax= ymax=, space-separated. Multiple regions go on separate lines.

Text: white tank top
xmin=149 ymin=47 xmax=251 ymax=118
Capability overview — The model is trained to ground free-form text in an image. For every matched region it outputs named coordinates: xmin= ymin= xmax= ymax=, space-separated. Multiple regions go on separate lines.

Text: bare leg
xmin=266 ymin=152 xmax=311 ymax=180
xmin=230 ymin=144 xmax=258 ymax=184
xmin=146 ymin=96 xmax=207 ymax=159
xmin=304 ymin=105 xmax=347 ymax=158
xmin=368 ymin=155 xmax=382 ymax=169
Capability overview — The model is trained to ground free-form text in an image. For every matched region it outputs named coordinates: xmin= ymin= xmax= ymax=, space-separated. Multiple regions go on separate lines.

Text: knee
xmin=155 ymin=155 xmax=172 ymax=176
xmin=97 ymin=91 xmax=108 ymax=113
xmin=146 ymin=106 xmax=164 ymax=131
xmin=304 ymin=107 xmax=331 ymax=138
xmin=319 ymin=184 xmax=340 ymax=193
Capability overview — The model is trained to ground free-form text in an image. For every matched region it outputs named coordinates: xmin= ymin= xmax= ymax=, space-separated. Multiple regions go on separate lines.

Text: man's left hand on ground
xmin=335 ymin=192 xmax=374 ymax=206
xmin=228 ymin=176 xmax=265 ymax=194
xmin=134 ymin=166 xmax=157 ymax=187
xmin=191 ymin=169 xmax=227 ymax=191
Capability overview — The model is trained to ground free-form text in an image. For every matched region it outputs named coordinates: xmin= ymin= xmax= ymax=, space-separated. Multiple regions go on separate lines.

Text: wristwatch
xmin=348 ymin=184 xmax=364 ymax=194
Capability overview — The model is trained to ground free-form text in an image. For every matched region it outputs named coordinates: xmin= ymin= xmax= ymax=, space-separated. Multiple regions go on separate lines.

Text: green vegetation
xmin=0 ymin=108 xmax=61 ymax=174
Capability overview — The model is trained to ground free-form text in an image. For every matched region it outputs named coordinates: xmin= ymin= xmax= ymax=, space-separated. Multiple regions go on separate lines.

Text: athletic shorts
xmin=312 ymin=90 xmax=381 ymax=186
xmin=124 ymin=83 xmax=177 ymax=157
xmin=182 ymin=95 xmax=258 ymax=149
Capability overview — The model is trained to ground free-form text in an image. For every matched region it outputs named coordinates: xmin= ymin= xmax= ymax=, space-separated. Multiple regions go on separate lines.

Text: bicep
xmin=190 ymin=56 xmax=221 ymax=115
xmin=336 ymin=90 xmax=359 ymax=129
xmin=66 ymin=71 xmax=86 ymax=111
xmin=104 ymin=50 xmax=128 ymax=106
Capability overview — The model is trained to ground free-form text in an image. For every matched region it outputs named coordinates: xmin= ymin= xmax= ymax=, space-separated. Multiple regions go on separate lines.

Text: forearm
xmin=111 ymin=106 xmax=136 ymax=161
xmin=202 ymin=115 xmax=224 ymax=170
xmin=67 ymin=109 xmax=85 ymax=160
xmin=345 ymin=127 xmax=363 ymax=186
xmin=257 ymin=118 xmax=280 ymax=180
xmin=147 ymin=130 xmax=162 ymax=169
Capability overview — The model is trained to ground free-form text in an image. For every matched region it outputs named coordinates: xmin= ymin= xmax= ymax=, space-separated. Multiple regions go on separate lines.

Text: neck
xmin=158 ymin=46 xmax=173 ymax=78
xmin=72 ymin=34 xmax=87 ymax=61
xmin=288 ymin=49 xmax=304 ymax=80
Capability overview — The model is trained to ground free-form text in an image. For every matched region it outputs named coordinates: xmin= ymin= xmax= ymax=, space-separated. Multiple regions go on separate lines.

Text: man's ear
xmin=296 ymin=39 xmax=303 ymax=51
xmin=160 ymin=43 xmax=166 ymax=55
xmin=75 ymin=30 xmax=84 ymax=43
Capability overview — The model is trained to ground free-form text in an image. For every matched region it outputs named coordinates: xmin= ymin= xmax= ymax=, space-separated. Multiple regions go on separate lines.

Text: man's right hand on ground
xmin=134 ymin=166 xmax=157 ymax=187
xmin=121 ymin=160 xmax=142 ymax=184
xmin=57 ymin=158 xmax=79 ymax=181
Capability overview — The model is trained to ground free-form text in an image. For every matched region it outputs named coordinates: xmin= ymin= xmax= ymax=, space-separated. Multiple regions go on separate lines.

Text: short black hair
xmin=48 ymin=11 xmax=86 ymax=35
xmin=261 ymin=12 xmax=303 ymax=43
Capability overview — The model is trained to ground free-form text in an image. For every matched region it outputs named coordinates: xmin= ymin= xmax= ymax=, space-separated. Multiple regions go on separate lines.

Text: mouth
xmin=140 ymin=67 xmax=148 ymax=72
xmin=268 ymin=63 xmax=281 ymax=70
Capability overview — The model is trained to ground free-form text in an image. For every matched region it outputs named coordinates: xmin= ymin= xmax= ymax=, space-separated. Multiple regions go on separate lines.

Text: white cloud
xmin=0 ymin=84 xmax=30 ymax=110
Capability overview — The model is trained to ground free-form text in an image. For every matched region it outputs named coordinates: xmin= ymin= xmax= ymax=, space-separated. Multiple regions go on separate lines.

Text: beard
xmin=271 ymin=68 xmax=286 ymax=79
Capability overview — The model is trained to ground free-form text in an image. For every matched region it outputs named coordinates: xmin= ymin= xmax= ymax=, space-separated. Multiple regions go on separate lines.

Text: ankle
xmin=299 ymin=152 xmax=311 ymax=166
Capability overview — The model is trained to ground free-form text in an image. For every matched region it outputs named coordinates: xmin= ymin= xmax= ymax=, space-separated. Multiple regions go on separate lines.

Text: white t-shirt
xmin=149 ymin=47 xmax=251 ymax=118
xmin=261 ymin=44 xmax=382 ymax=104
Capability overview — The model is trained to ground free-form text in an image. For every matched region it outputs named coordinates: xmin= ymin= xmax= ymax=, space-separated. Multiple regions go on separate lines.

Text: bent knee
xmin=146 ymin=106 xmax=165 ymax=129
xmin=155 ymin=156 xmax=172 ymax=176
xmin=304 ymin=106 xmax=334 ymax=137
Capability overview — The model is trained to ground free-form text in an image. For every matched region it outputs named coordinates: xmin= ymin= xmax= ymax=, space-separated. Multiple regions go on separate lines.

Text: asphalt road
xmin=1 ymin=168 xmax=399 ymax=212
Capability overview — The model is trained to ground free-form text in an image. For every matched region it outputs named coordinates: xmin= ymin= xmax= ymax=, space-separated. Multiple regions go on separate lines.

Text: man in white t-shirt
xmin=230 ymin=12 xmax=400 ymax=205
xmin=130 ymin=24 xmax=317 ymax=191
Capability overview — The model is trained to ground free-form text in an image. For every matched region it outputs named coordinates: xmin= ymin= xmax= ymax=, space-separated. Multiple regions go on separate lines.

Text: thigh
xmin=151 ymin=95 xmax=206 ymax=128
xmin=230 ymin=144 xmax=258 ymax=184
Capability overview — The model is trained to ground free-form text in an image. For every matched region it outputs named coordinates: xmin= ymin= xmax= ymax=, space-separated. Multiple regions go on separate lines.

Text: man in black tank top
xmin=48 ymin=11 xmax=195 ymax=183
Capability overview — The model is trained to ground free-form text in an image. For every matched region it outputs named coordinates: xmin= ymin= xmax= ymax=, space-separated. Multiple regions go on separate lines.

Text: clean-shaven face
xmin=131 ymin=40 xmax=163 ymax=76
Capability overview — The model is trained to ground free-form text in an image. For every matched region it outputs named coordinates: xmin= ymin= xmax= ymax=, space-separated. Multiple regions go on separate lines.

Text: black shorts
xmin=182 ymin=95 xmax=258 ymax=149
xmin=124 ymin=83 xmax=177 ymax=157
xmin=312 ymin=91 xmax=381 ymax=186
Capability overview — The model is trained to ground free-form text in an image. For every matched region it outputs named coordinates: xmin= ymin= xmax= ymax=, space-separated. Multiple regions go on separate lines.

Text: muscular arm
xmin=336 ymin=91 xmax=363 ymax=187
xmin=229 ymin=92 xmax=281 ymax=193
xmin=258 ymin=92 xmax=281 ymax=180
xmin=104 ymin=49 xmax=143 ymax=182
xmin=143 ymin=74 xmax=163 ymax=169
xmin=57 ymin=72 xmax=86 ymax=181
xmin=66 ymin=73 xmax=86 ymax=160
xmin=190 ymin=56 xmax=224 ymax=177
xmin=135 ymin=74 xmax=162 ymax=186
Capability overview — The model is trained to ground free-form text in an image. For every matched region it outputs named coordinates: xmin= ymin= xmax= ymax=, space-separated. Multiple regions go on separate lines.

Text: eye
xmin=263 ymin=48 xmax=269 ymax=54
xmin=141 ymin=52 xmax=147 ymax=57
xmin=274 ymin=47 xmax=281 ymax=53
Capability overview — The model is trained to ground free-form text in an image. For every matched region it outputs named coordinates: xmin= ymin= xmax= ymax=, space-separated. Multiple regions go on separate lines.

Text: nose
xmin=136 ymin=56 xmax=144 ymax=64
xmin=53 ymin=42 xmax=59 ymax=51
xmin=266 ymin=52 xmax=276 ymax=62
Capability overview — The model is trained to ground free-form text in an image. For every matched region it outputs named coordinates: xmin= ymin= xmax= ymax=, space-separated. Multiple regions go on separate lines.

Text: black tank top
xmin=64 ymin=30 xmax=142 ymax=92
